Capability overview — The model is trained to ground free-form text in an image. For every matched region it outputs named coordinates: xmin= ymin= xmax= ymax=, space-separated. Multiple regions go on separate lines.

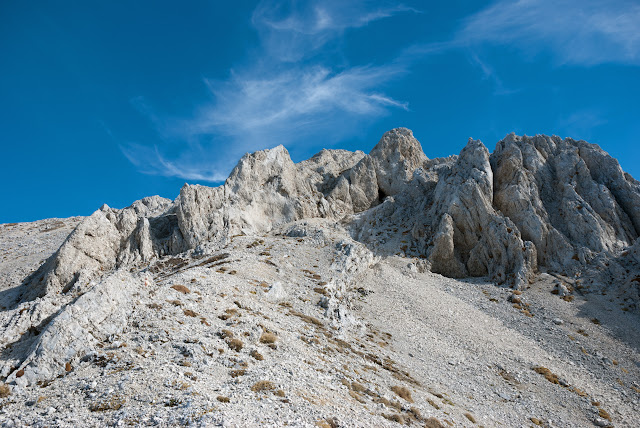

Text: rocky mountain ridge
xmin=1 ymin=128 xmax=639 ymax=427
xmin=26 ymin=128 xmax=640 ymax=299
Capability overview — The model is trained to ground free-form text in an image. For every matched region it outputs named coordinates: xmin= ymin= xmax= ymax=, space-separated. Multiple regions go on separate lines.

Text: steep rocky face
xmin=491 ymin=134 xmax=639 ymax=273
xmin=368 ymin=127 xmax=429 ymax=196
xmin=24 ymin=196 xmax=180 ymax=300
xmin=420 ymin=139 xmax=537 ymax=287
xmin=26 ymin=129 xmax=429 ymax=299
xmin=21 ymin=128 xmax=640 ymax=301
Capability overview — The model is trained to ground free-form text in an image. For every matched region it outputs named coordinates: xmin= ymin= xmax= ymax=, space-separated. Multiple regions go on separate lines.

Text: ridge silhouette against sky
xmin=1 ymin=0 xmax=639 ymax=223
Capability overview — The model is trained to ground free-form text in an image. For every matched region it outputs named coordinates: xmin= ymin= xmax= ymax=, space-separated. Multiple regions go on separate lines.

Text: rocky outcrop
xmin=27 ymin=129 xmax=428 ymax=299
xmin=24 ymin=196 xmax=180 ymax=300
xmin=8 ymin=271 xmax=139 ymax=387
xmin=22 ymin=128 xmax=640 ymax=298
xmin=491 ymin=134 xmax=639 ymax=273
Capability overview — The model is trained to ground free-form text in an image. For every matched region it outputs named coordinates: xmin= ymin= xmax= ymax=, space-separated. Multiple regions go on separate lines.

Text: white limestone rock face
xmin=491 ymin=134 xmax=639 ymax=274
xmin=21 ymin=128 xmax=430 ymax=302
xmin=368 ymin=127 xmax=429 ymax=196
xmin=18 ymin=128 xmax=640 ymax=302
xmin=25 ymin=196 xmax=177 ymax=300
xmin=6 ymin=271 xmax=138 ymax=387
xmin=176 ymin=145 xmax=364 ymax=246
xmin=588 ymin=238 xmax=640 ymax=308
xmin=4 ymin=126 xmax=640 ymax=403
xmin=419 ymin=139 xmax=537 ymax=288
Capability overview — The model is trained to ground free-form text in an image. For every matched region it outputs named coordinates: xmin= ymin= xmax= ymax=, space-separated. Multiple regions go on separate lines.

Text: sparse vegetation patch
xmin=390 ymin=385 xmax=413 ymax=403
xmin=251 ymin=380 xmax=275 ymax=392
xmin=227 ymin=338 xmax=244 ymax=352
xmin=259 ymin=332 xmax=277 ymax=344
xmin=170 ymin=284 xmax=191 ymax=294
xmin=0 ymin=383 xmax=10 ymax=398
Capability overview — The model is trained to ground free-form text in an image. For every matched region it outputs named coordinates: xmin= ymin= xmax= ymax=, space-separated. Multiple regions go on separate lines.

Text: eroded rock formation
xmin=24 ymin=128 xmax=639 ymax=299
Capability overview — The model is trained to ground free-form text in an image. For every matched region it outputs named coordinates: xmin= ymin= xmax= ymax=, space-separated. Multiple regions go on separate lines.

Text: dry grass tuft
xmin=382 ymin=413 xmax=405 ymax=424
xmin=424 ymin=418 xmax=446 ymax=428
xmin=374 ymin=396 xmax=402 ymax=411
xmin=464 ymin=412 xmax=477 ymax=423
xmin=315 ymin=418 xmax=339 ymax=428
xmin=390 ymin=385 xmax=413 ymax=403
xmin=259 ymin=333 xmax=277 ymax=344
xmin=530 ymin=417 xmax=543 ymax=425
xmin=571 ymin=386 xmax=588 ymax=397
xmin=227 ymin=338 xmax=243 ymax=352
xmin=251 ymin=380 xmax=275 ymax=392
xmin=0 ymin=383 xmax=10 ymax=398
xmin=170 ymin=284 xmax=191 ymax=294
xmin=183 ymin=309 xmax=198 ymax=317
xmin=598 ymin=408 xmax=612 ymax=421
xmin=426 ymin=398 xmax=440 ymax=409
xmin=230 ymin=369 xmax=246 ymax=378
xmin=532 ymin=366 xmax=560 ymax=384
xmin=218 ymin=329 xmax=234 ymax=339
xmin=313 ymin=287 xmax=328 ymax=296
xmin=218 ymin=308 xmax=238 ymax=320
xmin=216 ymin=396 xmax=230 ymax=403
xmin=89 ymin=396 xmax=126 ymax=412
xmin=290 ymin=310 xmax=324 ymax=327
xmin=250 ymin=350 xmax=264 ymax=361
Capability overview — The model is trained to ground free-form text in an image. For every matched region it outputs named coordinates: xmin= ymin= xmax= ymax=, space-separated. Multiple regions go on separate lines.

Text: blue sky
xmin=1 ymin=0 xmax=639 ymax=223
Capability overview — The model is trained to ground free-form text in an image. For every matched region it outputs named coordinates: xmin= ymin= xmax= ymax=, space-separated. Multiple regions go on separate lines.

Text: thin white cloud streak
xmin=179 ymin=64 xmax=408 ymax=145
xmin=120 ymin=142 xmax=229 ymax=182
xmin=123 ymin=0 xmax=415 ymax=182
xmin=457 ymin=0 xmax=640 ymax=66
xmin=466 ymin=52 xmax=521 ymax=96
xmin=252 ymin=0 xmax=420 ymax=62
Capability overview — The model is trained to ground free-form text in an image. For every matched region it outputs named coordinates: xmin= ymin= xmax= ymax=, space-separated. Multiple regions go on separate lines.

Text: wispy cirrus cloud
xmin=402 ymin=0 xmax=640 ymax=111
xmin=179 ymin=64 xmax=408 ymax=150
xmin=252 ymin=0 xmax=419 ymax=62
xmin=457 ymin=0 xmax=640 ymax=66
xmin=122 ymin=0 xmax=415 ymax=182
xmin=466 ymin=52 xmax=521 ymax=96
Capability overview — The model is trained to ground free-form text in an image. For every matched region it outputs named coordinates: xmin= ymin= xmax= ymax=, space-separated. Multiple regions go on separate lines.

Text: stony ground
xmin=0 ymin=218 xmax=638 ymax=427
xmin=0 ymin=217 xmax=82 ymax=308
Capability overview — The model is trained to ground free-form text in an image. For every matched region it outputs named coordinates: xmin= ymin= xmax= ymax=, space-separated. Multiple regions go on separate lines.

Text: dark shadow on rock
xmin=0 ymin=254 xmax=54 ymax=312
